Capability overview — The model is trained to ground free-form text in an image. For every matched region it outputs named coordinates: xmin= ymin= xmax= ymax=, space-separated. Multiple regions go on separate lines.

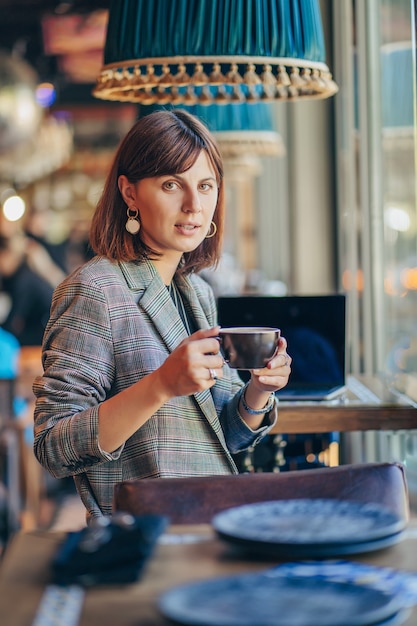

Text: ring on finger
xmin=209 ymin=368 xmax=217 ymax=380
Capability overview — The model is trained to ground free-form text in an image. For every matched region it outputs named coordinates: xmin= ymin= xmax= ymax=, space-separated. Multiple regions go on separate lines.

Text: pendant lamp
xmin=352 ymin=42 xmax=414 ymax=151
xmin=93 ymin=0 xmax=338 ymax=105
xmin=381 ymin=42 xmax=414 ymax=149
xmin=192 ymin=102 xmax=285 ymax=159
xmin=139 ymin=101 xmax=285 ymax=159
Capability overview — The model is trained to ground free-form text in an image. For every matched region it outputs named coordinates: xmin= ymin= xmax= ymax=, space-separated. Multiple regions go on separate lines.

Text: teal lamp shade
xmin=139 ymin=101 xmax=285 ymax=157
xmin=353 ymin=43 xmax=415 ymax=148
xmin=93 ymin=0 xmax=338 ymax=105
xmin=381 ymin=43 xmax=414 ymax=132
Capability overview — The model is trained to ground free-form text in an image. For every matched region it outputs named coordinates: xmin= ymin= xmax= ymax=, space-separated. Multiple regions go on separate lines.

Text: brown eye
xmin=163 ymin=181 xmax=178 ymax=190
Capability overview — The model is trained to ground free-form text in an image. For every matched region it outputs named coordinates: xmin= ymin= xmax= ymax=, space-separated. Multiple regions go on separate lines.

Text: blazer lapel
xmin=118 ymin=260 xmax=223 ymax=440
xmin=175 ymin=274 xmax=225 ymax=434
xmin=118 ymin=259 xmax=188 ymax=353
xmin=176 ymin=273 xmax=212 ymax=331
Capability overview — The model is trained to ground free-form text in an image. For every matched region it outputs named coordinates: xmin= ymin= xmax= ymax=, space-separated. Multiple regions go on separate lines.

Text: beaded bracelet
xmin=241 ymin=383 xmax=275 ymax=415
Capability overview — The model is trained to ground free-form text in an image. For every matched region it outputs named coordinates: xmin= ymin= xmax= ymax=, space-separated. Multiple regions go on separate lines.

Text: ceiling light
xmin=93 ymin=0 xmax=338 ymax=105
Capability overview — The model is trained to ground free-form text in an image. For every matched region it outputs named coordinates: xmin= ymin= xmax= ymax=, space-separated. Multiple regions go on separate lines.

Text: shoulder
xmin=51 ymin=258 xmax=145 ymax=316
xmin=47 ymin=258 xmax=141 ymax=331
xmin=189 ymin=272 xmax=215 ymax=296
xmin=65 ymin=256 xmax=122 ymax=284
xmin=189 ymin=273 xmax=216 ymax=305
xmin=55 ymin=257 xmax=132 ymax=295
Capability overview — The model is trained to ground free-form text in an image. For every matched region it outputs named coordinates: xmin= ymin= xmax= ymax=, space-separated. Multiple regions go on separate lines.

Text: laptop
xmin=217 ymin=294 xmax=347 ymax=401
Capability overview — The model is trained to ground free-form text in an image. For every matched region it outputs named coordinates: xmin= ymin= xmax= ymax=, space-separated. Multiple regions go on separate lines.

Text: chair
xmin=16 ymin=345 xmax=44 ymax=530
xmin=113 ymin=462 xmax=409 ymax=524
xmin=0 ymin=341 xmax=44 ymax=533
xmin=0 ymin=378 xmax=20 ymax=539
xmin=0 ymin=331 xmax=21 ymax=538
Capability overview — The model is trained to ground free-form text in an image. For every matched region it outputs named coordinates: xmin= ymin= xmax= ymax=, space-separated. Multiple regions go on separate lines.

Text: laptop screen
xmin=217 ymin=295 xmax=347 ymax=396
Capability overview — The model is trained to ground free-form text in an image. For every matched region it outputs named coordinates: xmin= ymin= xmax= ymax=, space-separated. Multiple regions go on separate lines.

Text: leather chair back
xmin=113 ymin=462 xmax=409 ymax=524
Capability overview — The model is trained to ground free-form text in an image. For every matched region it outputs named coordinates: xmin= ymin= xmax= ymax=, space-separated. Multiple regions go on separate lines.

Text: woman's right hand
xmin=99 ymin=327 xmax=224 ymax=453
xmin=156 ymin=326 xmax=224 ymax=398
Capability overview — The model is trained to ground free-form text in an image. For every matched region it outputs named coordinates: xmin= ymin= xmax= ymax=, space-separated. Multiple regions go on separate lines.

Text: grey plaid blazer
xmin=33 ymin=256 xmax=277 ymax=519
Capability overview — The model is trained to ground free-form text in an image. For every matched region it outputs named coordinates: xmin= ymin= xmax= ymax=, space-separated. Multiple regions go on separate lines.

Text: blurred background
xmin=0 ymin=0 xmax=416 ymax=532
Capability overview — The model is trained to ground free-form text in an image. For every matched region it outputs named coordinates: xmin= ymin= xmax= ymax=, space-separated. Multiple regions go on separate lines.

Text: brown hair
xmin=89 ymin=109 xmax=225 ymax=274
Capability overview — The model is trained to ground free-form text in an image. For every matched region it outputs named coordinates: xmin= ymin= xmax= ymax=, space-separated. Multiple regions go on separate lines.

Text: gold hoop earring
xmin=125 ymin=206 xmax=140 ymax=235
xmin=205 ymin=221 xmax=217 ymax=239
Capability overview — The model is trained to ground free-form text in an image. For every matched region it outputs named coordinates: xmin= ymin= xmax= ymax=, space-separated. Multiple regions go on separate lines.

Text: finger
xmin=278 ymin=352 xmax=291 ymax=367
xmin=180 ymin=336 xmax=222 ymax=358
xmin=207 ymin=352 xmax=225 ymax=368
xmin=206 ymin=355 xmax=225 ymax=381
xmin=252 ymin=353 xmax=291 ymax=375
xmin=269 ymin=351 xmax=291 ymax=369
xmin=266 ymin=336 xmax=288 ymax=362
xmin=202 ymin=337 xmax=223 ymax=356
xmin=208 ymin=368 xmax=218 ymax=382
xmin=208 ymin=364 xmax=224 ymax=379
xmin=251 ymin=372 xmax=288 ymax=391
xmin=188 ymin=326 xmax=221 ymax=341
xmin=277 ymin=336 xmax=288 ymax=351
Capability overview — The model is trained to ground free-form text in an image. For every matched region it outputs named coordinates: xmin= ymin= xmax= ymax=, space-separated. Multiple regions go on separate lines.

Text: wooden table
xmin=1 ymin=521 xmax=417 ymax=626
xmin=273 ymin=375 xmax=417 ymax=434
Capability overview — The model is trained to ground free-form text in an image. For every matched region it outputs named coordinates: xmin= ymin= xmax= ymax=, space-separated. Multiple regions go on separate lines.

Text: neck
xmin=152 ymin=255 xmax=182 ymax=286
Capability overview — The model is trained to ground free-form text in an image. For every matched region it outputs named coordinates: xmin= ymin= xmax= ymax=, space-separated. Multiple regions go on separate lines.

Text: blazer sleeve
xmin=33 ymin=269 xmax=124 ymax=479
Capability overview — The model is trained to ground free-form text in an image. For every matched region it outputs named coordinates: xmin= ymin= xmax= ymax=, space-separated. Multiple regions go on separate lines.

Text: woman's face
xmin=119 ymin=150 xmax=219 ymax=264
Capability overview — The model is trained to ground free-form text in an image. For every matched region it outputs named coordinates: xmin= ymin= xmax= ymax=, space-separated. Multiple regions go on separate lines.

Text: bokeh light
xmin=35 ymin=82 xmax=56 ymax=108
xmin=2 ymin=194 xmax=26 ymax=221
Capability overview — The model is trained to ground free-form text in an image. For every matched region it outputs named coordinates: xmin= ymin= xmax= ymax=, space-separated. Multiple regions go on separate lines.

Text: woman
xmin=33 ymin=110 xmax=291 ymax=521
xmin=0 ymin=230 xmax=66 ymax=346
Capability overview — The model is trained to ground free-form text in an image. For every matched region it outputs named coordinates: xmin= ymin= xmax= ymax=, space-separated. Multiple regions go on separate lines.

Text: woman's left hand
xmin=249 ymin=336 xmax=291 ymax=393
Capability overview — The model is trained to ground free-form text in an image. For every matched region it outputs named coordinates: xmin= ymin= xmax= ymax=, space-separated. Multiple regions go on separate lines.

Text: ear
xmin=118 ymin=175 xmax=137 ymax=205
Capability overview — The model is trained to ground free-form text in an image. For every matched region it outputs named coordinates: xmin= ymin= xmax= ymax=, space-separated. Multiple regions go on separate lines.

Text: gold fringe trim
xmin=92 ymin=57 xmax=338 ymax=104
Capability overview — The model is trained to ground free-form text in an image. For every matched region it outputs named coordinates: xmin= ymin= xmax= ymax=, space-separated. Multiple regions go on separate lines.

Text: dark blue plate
xmin=215 ymin=529 xmax=406 ymax=559
xmin=212 ymin=499 xmax=406 ymax=558
xmin=376 ymin=608 xmax=411 ymax=626
xmin=158 ymin=571 xmax=406 ymax=626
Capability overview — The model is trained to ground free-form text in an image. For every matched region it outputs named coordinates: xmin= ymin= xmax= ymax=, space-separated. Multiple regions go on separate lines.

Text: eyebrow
xmin=159 ymin=173 xmax=218 ymax=184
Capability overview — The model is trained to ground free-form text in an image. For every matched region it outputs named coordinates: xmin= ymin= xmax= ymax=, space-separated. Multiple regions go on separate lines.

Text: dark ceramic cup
xmin=218 ymin=327 xmax=281 ymax=370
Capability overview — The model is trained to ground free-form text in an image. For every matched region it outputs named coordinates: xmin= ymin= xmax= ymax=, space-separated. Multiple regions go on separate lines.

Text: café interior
xmin=1 ymin=1 xmax=417 ymax=624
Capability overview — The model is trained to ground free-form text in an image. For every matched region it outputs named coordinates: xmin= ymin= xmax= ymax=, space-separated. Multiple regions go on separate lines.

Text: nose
xmin=182 ymin=187 xmax=201 ymax=213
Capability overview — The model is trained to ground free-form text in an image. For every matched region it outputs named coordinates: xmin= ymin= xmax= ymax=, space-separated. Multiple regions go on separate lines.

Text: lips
xmin=175 ymin=224 xmax=200 ymax=230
